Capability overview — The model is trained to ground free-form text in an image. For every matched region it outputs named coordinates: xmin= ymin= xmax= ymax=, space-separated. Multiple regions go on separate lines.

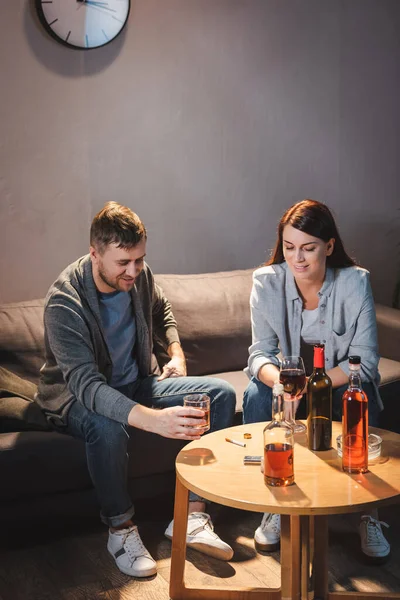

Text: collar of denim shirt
xmin=284 ymin=263 xmax=335 ymax=302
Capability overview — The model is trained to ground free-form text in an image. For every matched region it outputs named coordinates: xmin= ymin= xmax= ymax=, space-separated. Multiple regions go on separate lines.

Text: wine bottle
xmin=307 ymin=343 xmax=332 ymax=451
xmin=263 ymin=383 xmax=294 ymax=486
xmin=342 ymin=356 xmax=368 ymax=474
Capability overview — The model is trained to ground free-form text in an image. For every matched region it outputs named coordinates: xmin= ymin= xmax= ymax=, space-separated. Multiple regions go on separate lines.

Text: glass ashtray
xmin=336 ymin=433 xmax=382 ymax=460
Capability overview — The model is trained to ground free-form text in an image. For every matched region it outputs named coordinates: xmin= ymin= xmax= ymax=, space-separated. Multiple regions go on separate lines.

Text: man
xmin=36 ymin=202 xmax=236 ymax=578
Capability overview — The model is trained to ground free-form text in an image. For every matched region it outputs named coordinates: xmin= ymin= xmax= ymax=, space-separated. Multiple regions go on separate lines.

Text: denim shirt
xmin=246 ymin=263 xmax=382 ymax=409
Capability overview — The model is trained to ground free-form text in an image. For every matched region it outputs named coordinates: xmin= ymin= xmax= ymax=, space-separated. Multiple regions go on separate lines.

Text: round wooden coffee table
xmin=169 ymin=421 xmax=400 ymax=600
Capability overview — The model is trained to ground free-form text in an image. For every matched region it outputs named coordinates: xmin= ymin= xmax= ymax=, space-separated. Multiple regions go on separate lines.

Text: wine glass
xmin=279 ymin=356 xmax=307 ymax=434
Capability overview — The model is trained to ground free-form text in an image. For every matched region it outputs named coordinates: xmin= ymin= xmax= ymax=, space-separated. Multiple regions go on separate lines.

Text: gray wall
xmin=0 ymin=0 xmax=399 ymax=305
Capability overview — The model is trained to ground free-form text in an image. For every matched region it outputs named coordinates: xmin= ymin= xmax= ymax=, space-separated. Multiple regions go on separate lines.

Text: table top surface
xmin=175 ymin=421 xmax=400 ymax=515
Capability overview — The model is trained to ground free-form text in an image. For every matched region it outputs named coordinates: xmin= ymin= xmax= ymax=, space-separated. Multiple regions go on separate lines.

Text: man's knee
xmin=86 ymin=413 xmax=128 ymax=447
xmin=208 ymin=378 xmax=236 ymax=408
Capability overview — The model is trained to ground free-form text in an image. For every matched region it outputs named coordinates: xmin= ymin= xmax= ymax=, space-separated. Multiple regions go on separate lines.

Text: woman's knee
xmin=242 ymin=378 xmax=272 ymax=424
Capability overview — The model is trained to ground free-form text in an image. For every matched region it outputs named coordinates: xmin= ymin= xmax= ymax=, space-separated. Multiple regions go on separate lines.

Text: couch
xmin=1 ymin=268 xmax=400 ymax=524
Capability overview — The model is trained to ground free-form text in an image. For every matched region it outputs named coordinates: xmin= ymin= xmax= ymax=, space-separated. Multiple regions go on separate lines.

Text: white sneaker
xmin=107 ymin=525 xmax=157 ymax=577
xmin=165 ymin=511 xmax=234 ymax=561
xmin=254 ymin=513 xmax=281 ymax=552
xmin=360 ymin=516 xmax=390 ymax=563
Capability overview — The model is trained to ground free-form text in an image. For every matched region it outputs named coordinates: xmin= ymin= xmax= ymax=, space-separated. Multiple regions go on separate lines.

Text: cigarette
xmin=225 ymin=437 xmax=246 ymax=447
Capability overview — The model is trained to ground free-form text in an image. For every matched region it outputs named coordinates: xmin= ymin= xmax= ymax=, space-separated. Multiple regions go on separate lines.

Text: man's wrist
xmin=128 ymin=404 xmax=156 ymax=432
xmin=167 ymin=341 xmax=186 ymax=362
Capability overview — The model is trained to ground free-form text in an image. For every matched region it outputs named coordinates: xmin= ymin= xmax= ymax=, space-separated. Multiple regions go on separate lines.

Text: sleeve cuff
xmin=93 ymin=383 xmax=137 ymax=425
xmin=250 ymin=356 xmax=281 ymax=380
xmin=164 ymin=327 xmax=180 ymax=348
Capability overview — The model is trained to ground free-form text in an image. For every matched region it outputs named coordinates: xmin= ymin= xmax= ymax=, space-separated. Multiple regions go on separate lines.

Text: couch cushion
xmin=0 ymin=299 xmax=45 ymax=384
xmin=154 ymin=269 xmax=254 ymax=376
xmin=209 ymin=370 xmax=249 ymax=413
xmin=0 ymin=431 xmax=90 ymax=501
xmin=376 ymin=304 xmax=400 ymax=363
xmin=0 ymin=397 xmax=51 ymax=433
xmin=0 ymin=366 xmax=50 ymax=433
xmin=0 ymin=428 xmax=185 ymax=502
xmin=0 ymin=366 xmax=38 ymax=400
xmin=378 ymin=357 xmax=400 ymax=387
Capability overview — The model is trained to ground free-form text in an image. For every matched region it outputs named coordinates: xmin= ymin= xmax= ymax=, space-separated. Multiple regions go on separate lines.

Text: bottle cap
xmin=313 ymin=343 xmax=325 ymax=368
xmin=273 ymin=382 xmax=284 ymax=395
xmin=348 ymin=355 xmax=361 ymax=365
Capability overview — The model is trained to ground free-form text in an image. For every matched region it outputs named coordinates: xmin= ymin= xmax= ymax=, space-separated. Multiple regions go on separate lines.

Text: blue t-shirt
xmin=98 ymin=290 xmax=139 ymax=387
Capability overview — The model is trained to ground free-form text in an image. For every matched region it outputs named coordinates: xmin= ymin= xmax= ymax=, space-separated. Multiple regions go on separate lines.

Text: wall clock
xmin=35 ymin=0 xmax=130 ymax=50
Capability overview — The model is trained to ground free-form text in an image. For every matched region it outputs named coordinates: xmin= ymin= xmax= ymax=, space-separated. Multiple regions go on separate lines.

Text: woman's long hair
xmin=266 ymin=199 xmax=356 ymax=268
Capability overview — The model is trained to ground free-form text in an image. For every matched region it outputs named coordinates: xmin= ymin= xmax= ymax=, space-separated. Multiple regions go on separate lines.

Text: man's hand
xmin=128 ymin=404 xmax=206 ymax=440
xmin=157 ymin=355 xmax=187 ymax=380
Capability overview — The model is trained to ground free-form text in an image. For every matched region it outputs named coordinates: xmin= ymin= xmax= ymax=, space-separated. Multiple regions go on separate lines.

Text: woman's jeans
xmin=62 ymin=376 xmax=236 ymax=528
xmin=243 ymin=377 xmax=381 ymax=427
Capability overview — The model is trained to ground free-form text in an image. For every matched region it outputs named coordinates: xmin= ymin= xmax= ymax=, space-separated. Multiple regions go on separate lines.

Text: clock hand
xmin=77 ymin=0 xmax=116 ymax=11
xmin=85 ymin=2 xmax=117 ymax=12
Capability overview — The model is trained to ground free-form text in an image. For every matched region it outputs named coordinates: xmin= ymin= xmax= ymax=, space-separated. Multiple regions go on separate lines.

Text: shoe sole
xmin=165 ymin=533 xmax=233 ymax=561
xmin=362 ymin=551 xmax=391 ymax=566
xmin=255 ymin=539 xmax=280 ymax=553
xmin=107 ymin=545 xmax=157 ymax=578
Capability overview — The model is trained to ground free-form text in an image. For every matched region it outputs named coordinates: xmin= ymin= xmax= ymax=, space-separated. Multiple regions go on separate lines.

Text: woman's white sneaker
xmin=360 ymin=516 xmax=390 ymax=564
xmin=165 ymin=511 xmax=234 ymax=561
xmin=254 ymin=513 xmax=281 ymax=552
xmin=107 ymin=525 xmax=157 ymax=577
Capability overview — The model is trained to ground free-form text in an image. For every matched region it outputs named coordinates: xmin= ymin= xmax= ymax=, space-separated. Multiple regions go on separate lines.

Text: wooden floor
xmin=0 ymin=499 xmax=398 ymax=600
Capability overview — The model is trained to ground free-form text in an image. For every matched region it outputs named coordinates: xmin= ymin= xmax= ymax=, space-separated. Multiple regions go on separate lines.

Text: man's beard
xmin=98 ymin=265 xmax=135 ymax=292
xmin=98 ymin=266 xmax=119 ymax=292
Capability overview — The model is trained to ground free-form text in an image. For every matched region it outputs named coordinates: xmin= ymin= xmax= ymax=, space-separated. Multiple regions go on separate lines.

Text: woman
xmin=243 ymin=199 xmax=390 ymax=564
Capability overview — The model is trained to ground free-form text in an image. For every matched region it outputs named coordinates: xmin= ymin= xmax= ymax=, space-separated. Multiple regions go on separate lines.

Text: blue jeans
xmin=242 ymin=377 xmax=380 ymax=427
xmin=64 ymin=375 xmax=236 ymax=527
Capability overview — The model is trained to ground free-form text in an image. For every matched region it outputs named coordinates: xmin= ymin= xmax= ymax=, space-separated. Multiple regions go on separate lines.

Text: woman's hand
xmin=283 ymin=376 xmax=308 ymax=417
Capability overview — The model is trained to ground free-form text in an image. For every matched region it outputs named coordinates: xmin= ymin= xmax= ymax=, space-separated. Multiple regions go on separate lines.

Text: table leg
xmin=301 ymin=516 xmax=311 ymax=600
xmin=281 ymin=515 xmax=301 ymax=600
xmin=169 ymin=475 xmax=189 ymax=600
xmin=170 ymin=477 xmax=289 ymax=600
xmin=312 ymin=515 xmax=329 ymax=600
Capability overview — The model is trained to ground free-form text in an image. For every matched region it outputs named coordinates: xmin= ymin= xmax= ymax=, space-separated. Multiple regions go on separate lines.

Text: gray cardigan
xmin=246 ymin=263 xmax=382 ymax=409
xmin=36 ymin=255 xmax=180 ymax=427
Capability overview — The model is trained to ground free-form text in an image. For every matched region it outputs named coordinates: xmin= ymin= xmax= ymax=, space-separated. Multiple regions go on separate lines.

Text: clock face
xmin=36 ymin=0 xmax=130 ymax=49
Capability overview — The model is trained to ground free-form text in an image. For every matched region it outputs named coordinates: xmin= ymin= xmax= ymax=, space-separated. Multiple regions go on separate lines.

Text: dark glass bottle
xmin=263 ymin=383 xmax=294 ymax=486
xmin=307 ymin=344 xmax=332 ymax=451
xmin=342 ymin=356 xmax=368 ymax=474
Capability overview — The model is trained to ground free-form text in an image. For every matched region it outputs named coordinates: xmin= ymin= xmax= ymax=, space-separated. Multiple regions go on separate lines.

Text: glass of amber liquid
xmin=183 ymin=394 xmax=210 ymax=432
xmin=263 ymin=383 xmax=295 ymax=486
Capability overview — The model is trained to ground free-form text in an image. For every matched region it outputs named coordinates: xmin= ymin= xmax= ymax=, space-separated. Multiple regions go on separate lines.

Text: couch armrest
xmin=376 ymin=303 xmax=400 ymax=363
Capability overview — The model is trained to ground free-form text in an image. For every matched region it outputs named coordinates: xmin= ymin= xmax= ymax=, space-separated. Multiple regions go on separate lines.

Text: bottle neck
xmin=272 ymin=392 xmax=284 ymax=422
xmin=313 ymin=346 xmax=326 ymax=372
xmin=348 ymin=366 xmax=362 ymax=389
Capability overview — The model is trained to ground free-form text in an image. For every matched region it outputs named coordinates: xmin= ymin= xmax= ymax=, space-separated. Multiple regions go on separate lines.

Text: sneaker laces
xmin=260 ymin=513 xmax=280 ymax=533
xmin=188 ymin=512 xmax=217 ymax=537
xmin=362 ymin=516 xmax=389 ymax=545
xmin=122 ymin=526 xmax=148 ymax=561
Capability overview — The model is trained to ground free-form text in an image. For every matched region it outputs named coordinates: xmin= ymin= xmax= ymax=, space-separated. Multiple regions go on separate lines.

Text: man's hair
xmin=90 ymin=202 xmax=147 ymax=254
